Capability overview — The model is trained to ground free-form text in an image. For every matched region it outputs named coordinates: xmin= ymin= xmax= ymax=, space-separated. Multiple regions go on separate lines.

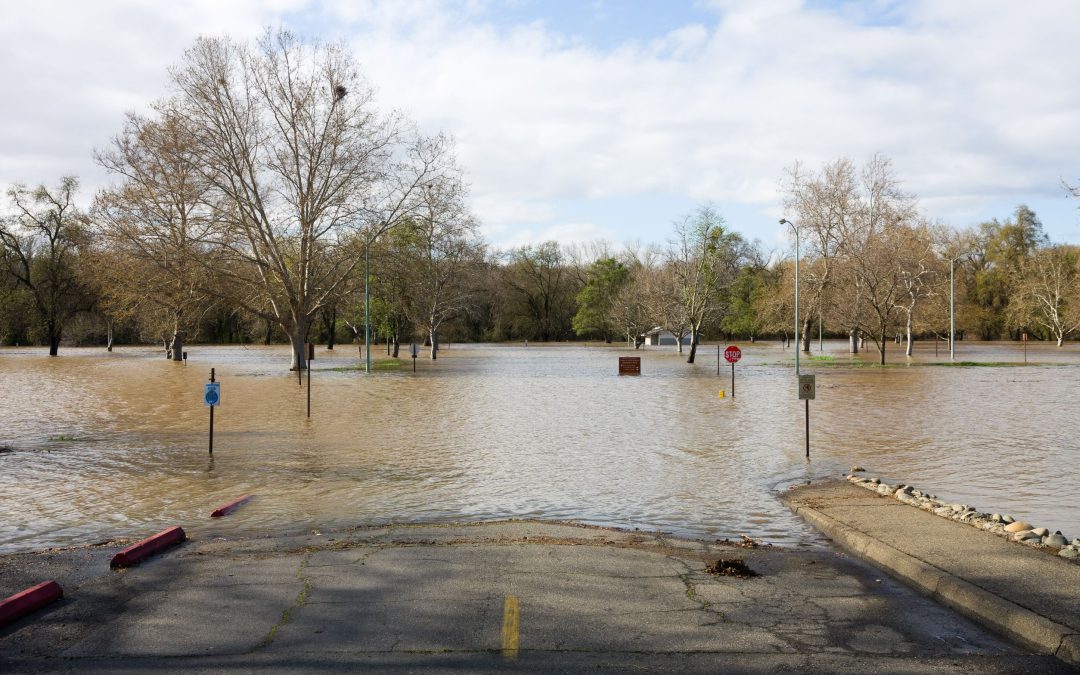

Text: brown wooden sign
xmin=619 ymin=357 xmax=641 ymax=376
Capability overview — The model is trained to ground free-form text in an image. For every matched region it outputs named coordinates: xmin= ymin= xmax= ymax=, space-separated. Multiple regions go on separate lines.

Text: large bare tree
xmin=108 ymin=29 xmax=453 ymax=370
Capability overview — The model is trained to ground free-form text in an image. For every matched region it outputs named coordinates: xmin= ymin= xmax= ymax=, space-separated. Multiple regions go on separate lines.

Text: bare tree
xmin=398 ymin=168 xmax=484 ymax=359
xmin=129 ymin=29 xmax=451 ymax=370
xmin=94 ymin=111 xmax=218 ymax=359
xmin=1008 ymin=245 xmax=1080 ymax=346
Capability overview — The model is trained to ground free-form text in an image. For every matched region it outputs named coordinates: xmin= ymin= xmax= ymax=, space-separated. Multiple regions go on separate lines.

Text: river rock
xmin=1011 ymin=530 xmax=1039 ymax=541
xmin=1043 ymin=533 xmax=1069 ymax=548
xmin=851 ymin=466 xmax=865 ymax=472
xmin=1059 ymin=547 xmax=1080 ymax=560
xmin=990 ymin=514 xmax=1003 ymax=523
xmin=1032 ymin=527 xmax=1049 ymax=537
xmin=1004 ymin=521 xmax=1033 ymax=533
xmin=1001 ymin=514 xmax=1015 ymax=524
xmin=1021 ymin=536 xmax=1043 ymax=547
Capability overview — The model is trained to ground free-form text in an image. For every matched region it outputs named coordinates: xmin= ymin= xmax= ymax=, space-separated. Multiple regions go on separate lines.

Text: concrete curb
xmin=788 ymin=500 xmax=1080 ymax=668
xmin=0 ymin=581 xmax=63 ymax=627
xmin=110 ymin=526 xmax=186 ymax=568
xmin=210 ymin=494 xmax=253 ymax=518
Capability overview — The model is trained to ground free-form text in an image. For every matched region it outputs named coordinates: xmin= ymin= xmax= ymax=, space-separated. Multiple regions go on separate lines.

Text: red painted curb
xmin=0 ymin=581 xmax=63 ymax=627
xmin=110 ymin=526 xmax=186 ymax=568
xmin=211 ymin=494 xmax=254 ymax=518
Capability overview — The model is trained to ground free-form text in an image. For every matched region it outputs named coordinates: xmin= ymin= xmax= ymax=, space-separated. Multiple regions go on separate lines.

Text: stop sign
xmin=724 ymin=345 xmax=742 ymax=363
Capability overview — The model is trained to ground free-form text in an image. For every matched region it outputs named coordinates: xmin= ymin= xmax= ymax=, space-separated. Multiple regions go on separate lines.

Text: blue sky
xmin=3 ymin=0 xmax=1080 ymax=252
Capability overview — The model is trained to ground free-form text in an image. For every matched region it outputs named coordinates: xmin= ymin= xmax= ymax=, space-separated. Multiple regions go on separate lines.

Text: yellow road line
xmin=501 ymin=595 xmax=520 ymax=660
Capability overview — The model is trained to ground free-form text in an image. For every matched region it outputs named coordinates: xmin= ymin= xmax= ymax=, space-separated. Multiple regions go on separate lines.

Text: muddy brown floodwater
xmin=1 ymin=340 xmax=1078 ymax=553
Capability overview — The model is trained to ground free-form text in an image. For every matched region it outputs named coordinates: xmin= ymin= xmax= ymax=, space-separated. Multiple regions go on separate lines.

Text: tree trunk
xmin=325 ymin=306 xmax=336 ymax=350
xmin=46 ymin=319 xmax=60 ymax=356
xmin=392 ymin=336 xmax=400 ymax=358
xmin=170 ymin=331 xmax=183 ymax=362
xmin=429 ymin=328 xmax=439 ymax=360
xmin=686 ymin=329 xmax=698 ymax=364
xmin=878 ymin=327 xmax=887 ymax=365
xmin=905 ymin=314 xmax=914 ymax=357
xmin=263 ymin=318 xmax=273 ymax=346
xmin=801 ymin=317 xmax=812 ymax=353
xmin=288 ymin=319 xmax=309 ymax=371
xmin=107 ymin=321 xmax=114 ymax=352
xmin=849 ymin=328 xmax=859 ymax=354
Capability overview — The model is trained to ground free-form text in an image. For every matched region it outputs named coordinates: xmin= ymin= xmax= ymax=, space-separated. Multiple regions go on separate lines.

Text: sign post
xmin=724 ymin=346 xmax=742 ymax=398
xmin=204 ymin=369 xmax=220 ymax=455
xmin=1022 ymin=332 xmax=1028 ymax=364
xmin=798 ymin=374 xmax=815 ymax=459
xmin=411 ymin=342 xmax=418 ymax=372
xmin=618 ymin=357 xmax=641 ymax=376
xmin=306 ymin=343 xmax=314 ymax=418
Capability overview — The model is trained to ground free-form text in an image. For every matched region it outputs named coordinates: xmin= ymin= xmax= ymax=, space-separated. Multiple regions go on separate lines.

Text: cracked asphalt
xmin=1 ymin=521 xmax=1072 ymax=673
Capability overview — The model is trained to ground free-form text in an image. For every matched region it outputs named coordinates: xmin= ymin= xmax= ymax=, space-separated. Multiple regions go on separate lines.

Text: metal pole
xmin=805 ymin=398 xmax=810 ymax=460
xmin=306 ymin=359 xmax=311 ymax=418
xmin=818 ymin=312 xmax=822 ymax=351
xmin=365 ymin=242 xmax=371 ymax=373
xmin=780 ymin=219 xmax=800 ymax=374
xmin=717 ymin=344 xmax=720 ymax=377
xmin=209 ymin=368 xmax=215 ymax=455
xmin=949 ymin=256 xmax=955 ymax=361
xmin=794 ymin=225 xmax=800 ymax=375
xmin=731 ymin=362 xmax=735 ymax=398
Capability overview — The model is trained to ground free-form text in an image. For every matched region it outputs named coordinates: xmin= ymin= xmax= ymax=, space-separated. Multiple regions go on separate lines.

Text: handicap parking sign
xmin=204 ymin=382 xmax=220 ymax=407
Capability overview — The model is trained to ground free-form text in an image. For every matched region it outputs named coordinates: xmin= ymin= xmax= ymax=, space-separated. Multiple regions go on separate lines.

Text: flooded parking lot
xmin=1 ymin=340 xmax=1078 ymax=552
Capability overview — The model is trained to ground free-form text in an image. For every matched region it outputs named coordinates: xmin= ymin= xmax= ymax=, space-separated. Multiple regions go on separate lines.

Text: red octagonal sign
xmin=724 ymin=345 xmax=742 ymax=363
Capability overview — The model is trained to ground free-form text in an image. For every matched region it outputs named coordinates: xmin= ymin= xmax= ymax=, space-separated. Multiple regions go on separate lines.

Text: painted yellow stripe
xmin=501 ymin=595 xmax=520 ymax=660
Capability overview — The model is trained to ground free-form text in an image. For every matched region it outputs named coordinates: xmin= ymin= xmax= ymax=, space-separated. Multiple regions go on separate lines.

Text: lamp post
xmin=780 ymin=218 xmax=800 ymax=375
xmin=364 ymin=239 xmax=371 ymax=373
xmin=948 ymin=251 xmax=970 ymax=361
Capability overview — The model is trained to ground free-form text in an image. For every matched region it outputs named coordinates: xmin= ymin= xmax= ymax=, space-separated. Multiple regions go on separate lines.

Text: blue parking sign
xmin=204 ymin=382 xmax=220 ymax=407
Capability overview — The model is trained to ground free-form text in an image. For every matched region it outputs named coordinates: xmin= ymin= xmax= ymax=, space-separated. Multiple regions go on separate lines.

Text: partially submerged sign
xmin=619 ymin=356 xmax=641 ymax=376
xmin=798 ymin=374 xmax=816 ymax=400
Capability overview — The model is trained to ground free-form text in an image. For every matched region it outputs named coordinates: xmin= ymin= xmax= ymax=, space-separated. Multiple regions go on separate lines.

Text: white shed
xmin=642 ymin=328 xmax=691 ymax=346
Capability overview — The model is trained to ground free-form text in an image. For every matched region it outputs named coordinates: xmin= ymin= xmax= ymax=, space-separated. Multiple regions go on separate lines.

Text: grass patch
xmin=925 ymin=361 xmax=1032 ymax=368
xmin=808 ymin=355 xmax=835 ymax=362
xmin=48 ymin=434 xmax=81 ymax=442
xmin=325 ymin=358 xmax=405 ymax=372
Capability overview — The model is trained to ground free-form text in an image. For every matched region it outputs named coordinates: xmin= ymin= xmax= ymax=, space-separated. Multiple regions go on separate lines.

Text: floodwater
xmin=1 ymin=340 xmax=1078 ymax=553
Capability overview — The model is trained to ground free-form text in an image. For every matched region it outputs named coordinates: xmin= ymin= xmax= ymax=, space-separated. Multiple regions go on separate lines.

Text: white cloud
xmin=3 ymin=0 xmax=1080 ymax=246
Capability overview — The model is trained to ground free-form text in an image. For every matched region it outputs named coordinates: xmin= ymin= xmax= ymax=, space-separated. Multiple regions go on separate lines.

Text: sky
xmin=3 ymin=0 xmax=1080 ymax=252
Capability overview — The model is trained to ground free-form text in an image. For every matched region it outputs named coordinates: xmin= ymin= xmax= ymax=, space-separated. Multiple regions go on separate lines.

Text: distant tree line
xmin=3 ymin=32 xmax=1080 ymax=369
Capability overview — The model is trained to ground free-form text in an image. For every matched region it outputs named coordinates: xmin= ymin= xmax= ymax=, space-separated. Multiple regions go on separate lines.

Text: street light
xmin=780 ymin=218 xmax=800 ymax=375
xmin=364 ymin=239 xmax=371 ymax=373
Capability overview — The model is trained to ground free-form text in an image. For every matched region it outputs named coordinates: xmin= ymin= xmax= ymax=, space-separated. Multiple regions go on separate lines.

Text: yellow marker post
xmin=502 ymin=595 xmax=520 ymax=660
xmin=718 ymin=390 xmax=725 ymax=398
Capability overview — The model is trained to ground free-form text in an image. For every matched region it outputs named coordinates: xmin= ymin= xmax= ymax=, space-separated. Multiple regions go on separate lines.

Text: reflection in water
xmin=1 ymin=340 xmax=1078 ymax=553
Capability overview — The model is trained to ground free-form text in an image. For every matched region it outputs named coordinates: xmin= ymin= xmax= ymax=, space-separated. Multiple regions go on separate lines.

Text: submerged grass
xmin=324 ymin=359 xmax=405 ymax=372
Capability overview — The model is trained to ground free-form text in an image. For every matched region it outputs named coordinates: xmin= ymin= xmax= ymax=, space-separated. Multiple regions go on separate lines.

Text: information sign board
xmin=619 ymin=356 xmax=641 ymax=376
xmin=798 ymin=374 xmax=815 ymax=400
